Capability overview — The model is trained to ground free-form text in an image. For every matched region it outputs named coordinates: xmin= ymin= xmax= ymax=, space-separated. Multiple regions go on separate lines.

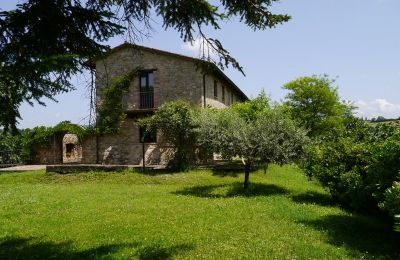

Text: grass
xmin=0 ymin=165 xmax=398 ymax=259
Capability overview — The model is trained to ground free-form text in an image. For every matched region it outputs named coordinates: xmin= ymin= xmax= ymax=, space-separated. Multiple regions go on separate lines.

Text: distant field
xmin=0 ymin=166 xmax=398 ymax=259
xmin=368 ymin=119 xmax=400 ymax=125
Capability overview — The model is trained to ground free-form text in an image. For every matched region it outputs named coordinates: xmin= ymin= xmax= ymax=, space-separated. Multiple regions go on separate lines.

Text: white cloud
xmin=181 ymin=37 xmax=218 ymax=59
xmin=355 ymin=99 xmax=400 ymax=119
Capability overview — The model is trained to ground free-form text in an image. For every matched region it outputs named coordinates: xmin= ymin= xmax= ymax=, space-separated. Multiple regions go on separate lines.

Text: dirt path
xmin=0 ymin=165 xmax=46 ymax=172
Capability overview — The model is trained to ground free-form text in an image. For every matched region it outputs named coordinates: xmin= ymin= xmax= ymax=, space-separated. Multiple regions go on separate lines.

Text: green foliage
xmin=139 ymin=100 xmax=199 ymax=171
xmin=97 ymin=69 xmax=140 ymax=134
xmin=304 ymin=116 xmax=400 ymax=222
xmin=20 ymin=121 xmax=88 ymax=163
xmin=283 ymin=75 xmax=350 ymax=137
xmin=197 ymin=93 xmax=308 ymax=187
xmin=0 ymin=72 xmax=23 ymax=135
xmin=0 ymin=121 xmax=90 ymax=164
xmin=198 ymin=106 xmax=307 ymax=166
xmin=0 ymin=0 xmax=290 ymax=132
xmin=0 ymin=0 xmax=124 ymax=133
xmin=380 ymin=182 xmax=400 ymax=217
xmin=380 ymin=182 xmax=400 ymax=232
xmin=0 ymin=133 xmax=23 ymax=164
xmin=231 ymin=89 xmax=270 ymax=121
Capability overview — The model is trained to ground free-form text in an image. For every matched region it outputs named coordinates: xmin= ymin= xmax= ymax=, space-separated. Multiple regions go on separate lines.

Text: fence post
xmin=142 ymin=133 xmax=146 ymax=172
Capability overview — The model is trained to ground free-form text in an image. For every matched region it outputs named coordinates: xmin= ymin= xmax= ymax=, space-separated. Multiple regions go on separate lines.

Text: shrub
xmin=0 ymin=133 xmax=23 ymax=164
xmin=380 ymin=182 xmax=400 ymax=217
xmin=304 ymin=117 xmax=400 ymax=215
xmin=380 ymin=182 xmax=400 ymax=231
xmin=139 ymin=100 xmax=199 ymax=172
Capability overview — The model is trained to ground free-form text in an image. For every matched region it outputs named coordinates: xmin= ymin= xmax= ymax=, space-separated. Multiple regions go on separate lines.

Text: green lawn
xmin=0 ymin=166 xmax=398 ymax=259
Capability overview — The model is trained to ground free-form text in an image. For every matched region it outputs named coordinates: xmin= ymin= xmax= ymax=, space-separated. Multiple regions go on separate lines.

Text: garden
xmin=0 ymin=166 xmax=399 ymax=259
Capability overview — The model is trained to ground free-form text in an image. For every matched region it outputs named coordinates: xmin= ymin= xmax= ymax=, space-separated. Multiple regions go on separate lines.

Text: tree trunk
xmin=243 ymin=161 xmax=250 ymax=189
xmin=263 ymin=162 xmax=269 ymax=174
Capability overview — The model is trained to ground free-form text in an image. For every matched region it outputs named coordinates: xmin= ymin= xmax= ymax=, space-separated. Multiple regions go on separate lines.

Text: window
xmin=222 ymin=85 xmax=225 ymax=102
xmin=139 ymin=126 xmax=157 ymax=143
xmin=214 ymin=80 xmax=218 ymax=99
xmin=139 ymin=71 xmax=155 ymax=109
xmin=140 ymin=71 xmax=154 ymax=89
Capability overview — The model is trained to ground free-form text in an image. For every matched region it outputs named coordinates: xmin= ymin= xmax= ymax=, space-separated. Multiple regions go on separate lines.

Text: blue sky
xmin=2 ymin=0 xmax=400 ymax=128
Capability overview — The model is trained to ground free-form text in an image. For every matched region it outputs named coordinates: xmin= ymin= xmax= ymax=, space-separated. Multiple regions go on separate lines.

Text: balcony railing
xmin=140 ymin=91 xmax=154 ymax=109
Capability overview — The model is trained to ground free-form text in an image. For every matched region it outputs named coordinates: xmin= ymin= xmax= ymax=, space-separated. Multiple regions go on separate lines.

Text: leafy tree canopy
xmin=231 ymin=89 xmax=270 ymax=122
xmin=197 ymin=94 xmax=308 ymax=188
xmin=0 ymin=0 xmax=290 ymax=133
xmin=139 ymin=100 xmax=199 ymax=171
xmin=283 ymin=75 xmax=352 ymax=137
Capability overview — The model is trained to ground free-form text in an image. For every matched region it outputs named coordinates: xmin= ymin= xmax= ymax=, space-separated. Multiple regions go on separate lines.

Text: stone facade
xmin=32 ymin=44 xmax=248 ymax=165
xmin=87 ymin=44 xmax=248 ymax=165
xmin=95 ymin=44 xmax=247 ymax=110
xmin=80 ymin=119 xmax=174 ymax=165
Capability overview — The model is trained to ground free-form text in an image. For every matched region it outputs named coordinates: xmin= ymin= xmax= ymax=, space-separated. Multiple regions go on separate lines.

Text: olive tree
xmin=197 ymin=105 xmax=308 ymax=189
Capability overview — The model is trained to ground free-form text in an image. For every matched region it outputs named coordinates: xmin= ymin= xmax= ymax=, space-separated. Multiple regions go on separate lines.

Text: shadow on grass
xmin=0 ymin=237 xmax=194 ymax=260
xmin=300 ymin=214 xmax=400 ymax=259
xmin=138 ymin=243 xmax=194 ymax=260
xmin=0 ymin=171 xmax=27 ymax=176
xmin=291 ymin=191 xmax=335 ymax=207
xmin=174 ymin=182 xmax=288 ymax=198
xmin=211 ymin=169 xmax=243 ymax=178
xmin=138 ymin=167 xmax=185 ymax=176
xmin=0 ymin=237 xmax=128 ymax=259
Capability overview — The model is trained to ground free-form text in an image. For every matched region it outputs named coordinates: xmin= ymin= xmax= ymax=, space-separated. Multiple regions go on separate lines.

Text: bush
xmin=380 ymin=182 xmax=400 ymax=217
xmin=139 ymin=100 xmax=199 ymax=172
xmin=380 ymin=182 xmax=400 ymax=231
xmin=304 ymin=117 xmax=400 ymax=213
xmin=0 ymin=133 xmax=23 ymax=164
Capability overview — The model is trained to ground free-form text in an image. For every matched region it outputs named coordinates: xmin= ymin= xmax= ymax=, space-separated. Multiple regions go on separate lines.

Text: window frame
xmin=138 ymin=70 xmax=156 ymax=109
xmin=139 ymin=70 xmax=155 ymax=91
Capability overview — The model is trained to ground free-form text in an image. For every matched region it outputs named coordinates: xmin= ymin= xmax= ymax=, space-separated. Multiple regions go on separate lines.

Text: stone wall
xmin=32 ymin=134 xmax=63 ymax=164
xmin=62 ymin=134 xmax=82 ymax=164
xmin=80 ymin=118 xmax=174 ymax=165
xmin=80 ymin=136 xmax=97 ymax=164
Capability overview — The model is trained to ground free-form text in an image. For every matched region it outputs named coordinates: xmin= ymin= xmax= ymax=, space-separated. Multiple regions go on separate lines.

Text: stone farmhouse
xmin=35 ymin=43 xmax=248 ymax=165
